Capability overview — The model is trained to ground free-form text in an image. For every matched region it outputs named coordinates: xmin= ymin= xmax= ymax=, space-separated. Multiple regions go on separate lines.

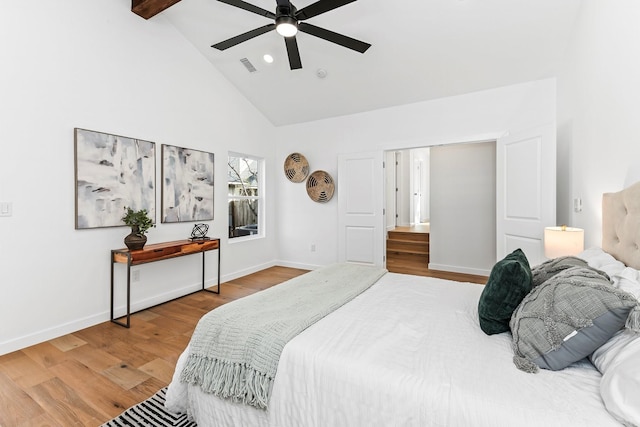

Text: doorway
xmin=385 ymin=141 xmax=496 ymax=276
xmin=339 ymin=126 xmax=556 ymax=272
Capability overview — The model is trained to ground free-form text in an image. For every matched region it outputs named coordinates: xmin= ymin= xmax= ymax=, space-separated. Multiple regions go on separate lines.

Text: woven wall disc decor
xmin=284 ymin=152 xmax=309 ymax=183
xmin=306 ymin=170 xmax=335 ymax=203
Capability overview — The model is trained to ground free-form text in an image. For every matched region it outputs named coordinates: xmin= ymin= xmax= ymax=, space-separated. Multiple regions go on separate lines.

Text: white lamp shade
xmin=544 ymin=226 xmax=585 ymax=258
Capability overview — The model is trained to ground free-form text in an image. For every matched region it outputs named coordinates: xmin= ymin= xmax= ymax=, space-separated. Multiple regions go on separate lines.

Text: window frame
xmin=227 ymin=151 xmax=264 ymax=242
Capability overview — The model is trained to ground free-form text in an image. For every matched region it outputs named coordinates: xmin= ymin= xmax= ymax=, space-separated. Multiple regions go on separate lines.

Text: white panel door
xmin=338 ymin=151 xmax=384 ymax=266
xmin=497 ymin=124 xmax=556 ymax=266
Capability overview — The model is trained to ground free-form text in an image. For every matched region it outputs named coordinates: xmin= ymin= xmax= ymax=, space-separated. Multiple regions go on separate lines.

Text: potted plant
xmin=121 ymin=207 xmax=154 ymax=250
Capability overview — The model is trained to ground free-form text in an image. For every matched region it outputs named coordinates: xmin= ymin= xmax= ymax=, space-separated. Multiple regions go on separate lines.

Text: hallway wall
xmin=429 ymin=141 xmax=497 ymax=275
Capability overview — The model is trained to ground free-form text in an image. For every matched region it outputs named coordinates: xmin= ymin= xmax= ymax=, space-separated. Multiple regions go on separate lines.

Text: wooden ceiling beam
xmin=132 ymin=0 xmax=182 ymax=19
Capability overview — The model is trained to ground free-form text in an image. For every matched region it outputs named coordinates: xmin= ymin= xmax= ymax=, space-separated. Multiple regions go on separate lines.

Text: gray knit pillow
xmin=510 ymin=266 xmax=638 ymax=373
xmin=531 ymin=256 xmax=609 ymax=288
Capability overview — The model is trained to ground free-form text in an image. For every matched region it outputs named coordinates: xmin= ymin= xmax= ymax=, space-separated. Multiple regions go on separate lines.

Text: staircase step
xmin=386 ymin=253 xmax=429 ymax=275
xmin=387 ymin=264 xmax=430 ymax=276
xmin=387 ymin=251 xmax=429 ymax=261
xmin=386 ymin=228 xmax=430 ymax=275
xmin=386 ymin=240 xmax=429 ymax=255
xmin=387 ymin=231 xmax=429 ymax=243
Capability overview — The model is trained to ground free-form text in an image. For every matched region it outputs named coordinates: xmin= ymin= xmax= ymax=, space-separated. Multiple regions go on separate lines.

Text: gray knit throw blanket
xmin=179 ymin=263 xmax=387 ymax=409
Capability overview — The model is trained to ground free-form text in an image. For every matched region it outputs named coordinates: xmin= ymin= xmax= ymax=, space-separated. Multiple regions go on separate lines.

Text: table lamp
xmin=544 ymin=225 xmax=585 ymax=258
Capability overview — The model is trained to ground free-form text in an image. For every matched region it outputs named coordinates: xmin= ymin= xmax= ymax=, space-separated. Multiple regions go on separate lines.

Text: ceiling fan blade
xmin=212 ymin=24 xmax=276 ymax=50
xmin=298 ymin=22 xmax=370 ymax=53
xmin=217 ymin=0 xmax=275 ymax=19
xmin=284 ymin=37 xmax=302 ymax=70
xmin=295 ymin=0 xmax=357 ymax=21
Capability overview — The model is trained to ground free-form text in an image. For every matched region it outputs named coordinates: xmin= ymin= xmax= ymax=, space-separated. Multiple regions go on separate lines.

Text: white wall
xmin=429 ymin=142 xmax=496 ymax=275
xmin=557 ymin=1 xmax=640 ymax=248
xmin=0 ymin=0 xmax=278 ymax=355
xmin=275 ymin=78 xmax=556 ymax=270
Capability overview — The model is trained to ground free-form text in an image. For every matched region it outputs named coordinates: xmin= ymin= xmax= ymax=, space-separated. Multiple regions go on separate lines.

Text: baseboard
xmin=274 ymin=260 xmax=322 ymax=271
xmin=1 ymin=262 xmax=320 ymax=356
xmin=427 ymin=263 xmax=490 ymax=277
xmin=0 ymin=312 xmax=106 ymax=356
xmin=112 ymin=282 xmax=204 ymax=319
xmin=220 ymin=260 xmax=277 ymax=283
xmin=0 ymin=281 xmax=208 ymax=356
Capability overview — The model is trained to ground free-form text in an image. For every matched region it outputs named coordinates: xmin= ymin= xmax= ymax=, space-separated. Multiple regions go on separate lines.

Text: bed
xmin=165 ymin=183 xmax=640 ymax=427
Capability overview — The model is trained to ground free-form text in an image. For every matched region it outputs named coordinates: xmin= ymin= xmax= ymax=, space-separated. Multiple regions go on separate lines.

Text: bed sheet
xmin=166 ymin=272 xmax=621 ymax=427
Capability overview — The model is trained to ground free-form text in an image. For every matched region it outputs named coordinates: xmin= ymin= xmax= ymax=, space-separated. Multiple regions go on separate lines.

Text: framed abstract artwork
xmin=161 ymin=144 xmax=214 ymax=223
xmin=74 ymin=128 xmax=156 ymax=229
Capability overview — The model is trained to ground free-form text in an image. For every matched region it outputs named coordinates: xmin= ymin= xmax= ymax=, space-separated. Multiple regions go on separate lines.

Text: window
xmin=228 ymin=153 xmax=263 ymax=239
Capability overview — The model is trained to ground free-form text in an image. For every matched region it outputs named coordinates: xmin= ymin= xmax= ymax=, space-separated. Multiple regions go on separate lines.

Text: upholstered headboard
xmin=602 ymin=181 xmax=640 ymax=270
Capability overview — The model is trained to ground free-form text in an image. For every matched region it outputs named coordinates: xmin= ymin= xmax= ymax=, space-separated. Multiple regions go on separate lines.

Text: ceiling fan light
xmin=276 ymin=16 xmax=298 ymax=37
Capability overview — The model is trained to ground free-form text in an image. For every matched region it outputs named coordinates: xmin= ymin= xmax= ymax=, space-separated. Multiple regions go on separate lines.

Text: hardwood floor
xmin=0 ymin=266 xmax=308 ymax=427
xmin=0 ymin=264 xmax=484 ymax=426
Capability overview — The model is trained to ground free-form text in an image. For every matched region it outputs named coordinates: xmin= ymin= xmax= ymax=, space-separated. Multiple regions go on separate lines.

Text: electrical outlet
xmin=0 ymin=202 xmax=12 ymax=217
xmin=310 ymin=244 xmax=316 ymax=252
xmin=574 ymin=197 xmax=583 ymax=213
xmin=132 ymin=270 xmax=140 ymax=282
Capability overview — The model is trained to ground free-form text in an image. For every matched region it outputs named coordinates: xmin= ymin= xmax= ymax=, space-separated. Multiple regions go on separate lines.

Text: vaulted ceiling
xmin=132 ymin=0 xmax=583 ymax=126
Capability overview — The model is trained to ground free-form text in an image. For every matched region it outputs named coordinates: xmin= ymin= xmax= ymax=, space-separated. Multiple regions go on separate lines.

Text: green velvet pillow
xmin=478 ymin=248 xmax=532 ymax=335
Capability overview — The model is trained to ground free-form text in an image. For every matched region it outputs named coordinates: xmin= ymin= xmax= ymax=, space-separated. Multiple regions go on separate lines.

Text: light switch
xmin=0 ymin=202 xmax=12 ymax=217
xmin=573 ymin=198 xmax=582 ymax=213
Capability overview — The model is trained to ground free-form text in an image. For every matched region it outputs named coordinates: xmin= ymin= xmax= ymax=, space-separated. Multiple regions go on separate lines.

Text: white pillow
xmin=614 ymin=267 xmax=640 ymax=300
xmin=580 ymin=248 xmax=640 ymax=425
xmin=578 ymin=247 xmax=626 ymax=278
xmin=578 ymin=247 xmax=640 ymax=298
xmin=600 ymin=338 xmax=640 ymax=426
xmin=583 ymin=249 xmax=640 ymax=369
xmin=590 ymin=329 xmax=638 ymax=373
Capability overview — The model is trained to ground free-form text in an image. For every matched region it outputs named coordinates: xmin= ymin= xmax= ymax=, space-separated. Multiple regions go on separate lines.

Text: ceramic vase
xmin=124 ymin=226 xmax=147 ymax=250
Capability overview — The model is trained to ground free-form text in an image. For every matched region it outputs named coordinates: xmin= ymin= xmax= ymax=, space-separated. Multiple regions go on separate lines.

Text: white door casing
xmin=412 ymin=157 xmax=423 ymax=225
xmin=337 ymin=151 xmax=384 ymax=266
xmin=496 ymin=124 xmax=556 ymax=266
xmin=384 ymin=151 xmax=397 ymax=232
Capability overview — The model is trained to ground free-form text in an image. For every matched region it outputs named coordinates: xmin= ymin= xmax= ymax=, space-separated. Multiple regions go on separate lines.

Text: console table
xmin=110 ymin=238 xmax=220 ymax=328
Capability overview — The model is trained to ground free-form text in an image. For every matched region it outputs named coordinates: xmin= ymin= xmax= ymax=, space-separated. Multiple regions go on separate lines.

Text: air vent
xmin=240 ymin=58 xmax=257 ymax=73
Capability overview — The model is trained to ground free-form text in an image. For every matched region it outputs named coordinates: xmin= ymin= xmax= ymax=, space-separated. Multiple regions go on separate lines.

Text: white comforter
xmin=166 ymin=272 xmax=621 ymax=427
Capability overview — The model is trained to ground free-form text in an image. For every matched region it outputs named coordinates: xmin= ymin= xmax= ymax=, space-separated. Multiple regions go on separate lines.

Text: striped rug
xmin=101 ymin=387 xmax=197 ymax=427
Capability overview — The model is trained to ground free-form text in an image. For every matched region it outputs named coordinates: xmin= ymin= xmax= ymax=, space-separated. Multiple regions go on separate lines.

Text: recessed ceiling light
xmin=316 ymin=68 xmax=328 ymax=79
xmin=263 ymin=54 xmax=274 ymax=64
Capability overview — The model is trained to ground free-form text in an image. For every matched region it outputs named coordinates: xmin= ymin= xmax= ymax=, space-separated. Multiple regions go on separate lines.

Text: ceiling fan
xmin=211 ymin=0 xmax=371 ymax=70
